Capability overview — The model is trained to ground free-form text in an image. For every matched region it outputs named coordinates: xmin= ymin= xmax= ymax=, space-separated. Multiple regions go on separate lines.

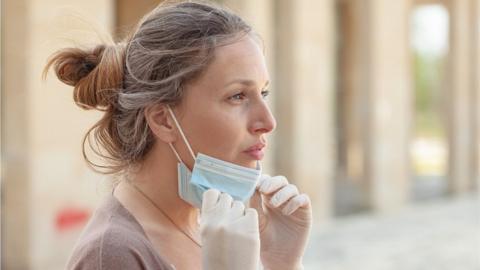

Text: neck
xmin=115 ymin=141 xmax=199 ymax=238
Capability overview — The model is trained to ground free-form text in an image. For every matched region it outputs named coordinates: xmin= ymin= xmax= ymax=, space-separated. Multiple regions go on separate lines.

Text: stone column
xmin=363 ymin=0 xmax=413 ymax=212
xmin=0 ymin=0 xmax=2 ymax=263
xmin=3 ymin=0 xmax=115 ymax=269
xmin=336 ymin=0 xmax=413 ymax=213
xmin=33 ymin=0 xmax=114 ymax=268
xmin=447 ymin=0 xmax=475 ymax=194
xmin=274 ymin=0 xmax=336 ymax=221
xmin=335 ymin=0 xmax=372 ymax=215
xmin=3 ymin=0 xmax=31 ymax=268
xmin=470 ymin=0 xmax=480 ymax=191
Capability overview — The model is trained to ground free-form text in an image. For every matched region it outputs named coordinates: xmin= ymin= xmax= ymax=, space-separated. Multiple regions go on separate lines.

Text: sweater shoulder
xmin=66 ymin=195 xmax=171 ymax=270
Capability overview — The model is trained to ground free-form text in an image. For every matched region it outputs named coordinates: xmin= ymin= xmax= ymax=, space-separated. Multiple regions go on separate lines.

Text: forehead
xmin=194 ymin=35 xmax=269 ymax=89
xmin=214 ymin=35 xmax=265 ymax=69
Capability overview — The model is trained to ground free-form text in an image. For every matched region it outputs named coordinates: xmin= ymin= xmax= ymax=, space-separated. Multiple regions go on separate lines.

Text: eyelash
xmin=229 ymin=90 xmax=270 ymax=101
xmin=261 ymin=90 xmax=270 ymax=99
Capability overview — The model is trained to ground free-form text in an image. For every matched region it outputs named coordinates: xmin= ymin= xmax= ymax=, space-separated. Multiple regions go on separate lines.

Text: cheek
xmin=188 ymin=109 xmax=245 ymax=159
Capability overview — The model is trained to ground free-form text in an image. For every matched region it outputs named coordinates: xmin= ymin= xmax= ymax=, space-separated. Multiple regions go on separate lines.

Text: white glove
xmin=250 ymin=175 xmax=312 ymax=270
xmin=200 ymin=189 xmax=261 ymax=270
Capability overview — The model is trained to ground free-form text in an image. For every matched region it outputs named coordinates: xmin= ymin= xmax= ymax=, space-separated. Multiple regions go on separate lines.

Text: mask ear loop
xmin=168 ymin=143 xmax=184 ymax=164
xmin=166 ymin=105 xmax=196 ymax=162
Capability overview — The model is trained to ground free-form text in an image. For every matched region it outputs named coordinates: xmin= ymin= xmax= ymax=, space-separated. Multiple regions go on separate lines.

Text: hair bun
xmin=44 ymin=44 xmax=125 ymax=110
xmin=53 ymin=45 xmax=104 ymax=86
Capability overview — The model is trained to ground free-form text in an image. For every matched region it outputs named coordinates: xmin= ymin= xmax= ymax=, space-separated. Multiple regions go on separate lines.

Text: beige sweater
xmin=66 ymin=194 xmax=174 ymax=270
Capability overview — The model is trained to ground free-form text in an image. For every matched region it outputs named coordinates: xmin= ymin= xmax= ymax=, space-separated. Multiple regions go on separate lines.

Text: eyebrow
xmin=224 ymin=79 xmax=270 ymax=89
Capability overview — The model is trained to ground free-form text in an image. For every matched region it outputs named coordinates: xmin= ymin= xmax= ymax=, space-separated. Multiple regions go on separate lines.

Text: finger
xmin=269 ymin=184 xmax=299 ymax=207
xmin=244 ymin=208 xmax=260 ymax=233
xmin=229 ymin=200 xmax=246 ymax=218
xmin=244 ymin=208 xmax=259 ymax=222
xmin=281 ymin=193 xmax=311 ymax=215
xmin=218 ymin=192 xmax=233 ymax=209
xmin=258 ymin=175 xmax=289 ymax=194
xmin=249 ymin=189 xmax=263 ymax=209
xmin=256 ymin=174 xmax=271 ymax=189
xmin=232 ymin=200 xmax=245 ymax=211
xmin=248 ymin=190 xmax=267 ymax=230
xmin=202 ymin=189 xmax=220 ymax=212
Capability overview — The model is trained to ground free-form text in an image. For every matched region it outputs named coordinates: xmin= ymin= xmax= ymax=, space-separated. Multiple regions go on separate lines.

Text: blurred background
xmin=1 ymin=0 xmax=479 ymax=269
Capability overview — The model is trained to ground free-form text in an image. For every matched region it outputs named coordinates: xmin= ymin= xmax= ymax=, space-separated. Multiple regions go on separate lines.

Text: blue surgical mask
xmin=167 ymin=106 xmax=262 ymax=208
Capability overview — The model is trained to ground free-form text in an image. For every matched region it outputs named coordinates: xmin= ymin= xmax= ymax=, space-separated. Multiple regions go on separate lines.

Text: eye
xmin=261 ymin=90 xmax=270 ymax=99
xmin=229 ymin=92 xmax=246 ymax=101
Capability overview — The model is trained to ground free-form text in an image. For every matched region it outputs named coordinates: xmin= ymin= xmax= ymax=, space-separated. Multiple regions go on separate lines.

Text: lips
xmin=243 ymin=142 xmax=266 ymax=160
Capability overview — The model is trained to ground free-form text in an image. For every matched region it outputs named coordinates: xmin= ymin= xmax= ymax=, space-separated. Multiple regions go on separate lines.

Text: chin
xmin=231 ymin=158 xmax=255 ymax=169
xmin=237 ymin=153 xmax=262 ymax=169
xmin=245 ymin=160 xmax=258 ymax=169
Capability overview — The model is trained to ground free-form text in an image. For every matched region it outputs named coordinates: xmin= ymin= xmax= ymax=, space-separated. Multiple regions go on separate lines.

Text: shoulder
xmin=66 ymin=230 xmax=146 ymax=270
xmin=66 ymin=195 xmax=171 ymax=270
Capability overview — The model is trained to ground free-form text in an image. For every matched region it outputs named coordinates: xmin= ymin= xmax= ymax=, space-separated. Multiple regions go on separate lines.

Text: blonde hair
xmin=44 ymin=1 xmax=252 ymax=174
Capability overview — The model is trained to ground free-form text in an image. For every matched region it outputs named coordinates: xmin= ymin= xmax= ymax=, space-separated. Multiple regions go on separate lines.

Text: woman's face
xmin=173 ymin=35 xmax=276 ymax=169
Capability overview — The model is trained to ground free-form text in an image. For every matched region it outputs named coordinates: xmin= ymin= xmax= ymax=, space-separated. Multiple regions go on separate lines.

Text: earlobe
xmin=144 ymin=104 xmax=176 ymax=143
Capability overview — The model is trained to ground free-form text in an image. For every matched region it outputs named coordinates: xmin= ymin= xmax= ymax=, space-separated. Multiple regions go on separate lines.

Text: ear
xmin=144 ymin=104 xmax=176 ymax=143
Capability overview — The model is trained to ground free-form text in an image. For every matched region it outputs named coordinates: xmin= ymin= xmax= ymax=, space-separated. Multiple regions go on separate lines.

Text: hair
xmin=43 ymin=0 xmax=253 ymax=175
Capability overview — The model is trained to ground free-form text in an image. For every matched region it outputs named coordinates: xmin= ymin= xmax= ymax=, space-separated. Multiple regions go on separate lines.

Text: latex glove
xmin=250 ymin=175 xmax=312 ymax=270
xmin=200 ymin=189 xmax=260 ymax=270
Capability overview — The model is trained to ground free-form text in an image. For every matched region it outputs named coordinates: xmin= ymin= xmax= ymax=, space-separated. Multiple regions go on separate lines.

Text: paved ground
xmin=303 ymin=193 xmax=480 ymax=270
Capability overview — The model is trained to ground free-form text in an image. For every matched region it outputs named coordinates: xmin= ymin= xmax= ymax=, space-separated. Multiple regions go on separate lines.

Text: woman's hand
xmin=250 ymin=175 xmax=312 ymax=270
xmin=200 ymin=189 xmax=261 ymax=270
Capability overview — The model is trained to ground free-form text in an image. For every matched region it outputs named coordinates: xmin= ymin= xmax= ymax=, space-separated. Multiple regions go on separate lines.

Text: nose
xmin=249 ymin=100 xmax=276 ymax=135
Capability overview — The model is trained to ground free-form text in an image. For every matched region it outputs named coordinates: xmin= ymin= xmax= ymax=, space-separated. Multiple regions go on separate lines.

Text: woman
xmin=45 ymin=1 xmax=312 ymax=269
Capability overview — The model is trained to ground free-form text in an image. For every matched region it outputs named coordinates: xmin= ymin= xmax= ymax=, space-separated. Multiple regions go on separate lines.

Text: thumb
xmin=249 ymin=190 xmax=266 ymax=230
xmin=250 ymin=174 xmax=268 ymax=213
xmin=202 ymin=189 xmax=220 ymax=214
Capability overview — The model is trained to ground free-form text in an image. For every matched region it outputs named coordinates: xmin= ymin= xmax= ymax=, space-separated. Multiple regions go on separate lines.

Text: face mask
xmin=167 ymin=106 xmax=262 ymax=208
